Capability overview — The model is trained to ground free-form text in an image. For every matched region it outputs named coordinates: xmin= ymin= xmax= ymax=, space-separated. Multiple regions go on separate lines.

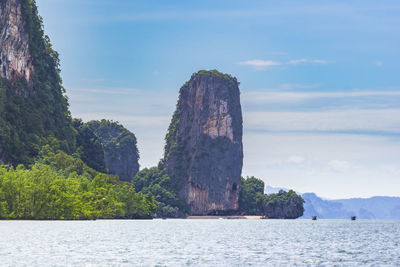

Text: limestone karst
xmin=163 ymin=70 xmax=243 ymax=215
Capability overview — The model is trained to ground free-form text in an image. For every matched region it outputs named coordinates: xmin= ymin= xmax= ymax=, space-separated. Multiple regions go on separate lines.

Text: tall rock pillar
xmin=163 ymin=70 xmax=243 ymax=215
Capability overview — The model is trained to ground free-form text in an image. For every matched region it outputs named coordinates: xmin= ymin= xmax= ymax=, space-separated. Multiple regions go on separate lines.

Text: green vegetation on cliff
xmin=239 ymin=176 xmax=265 ymax=215
xmin=257 ymin=190 xmax=305 ymax=219
xmin=0 ymin=0 xmax=75 ymax=165
xmin=163 ymin=70 xmax=240 ymax=167
xmin=87 ymin=120 xmax=140 ymax=181
xmin=162 ymin=69 xmax=243 ymax=215
xmin=73 ymin=119 xmax=106 ymax=173
xmin=182 ymin=70 xmax=239 ymax=88
xmin=239 ymin=176 xmax=304 ymax=219
xmin=132 ymin=166 xmax=187 ymax=217
xmin=0 ymin=148 xmax=156 ymax=220
xmin=0 ymin=0 xmax=155 ymax=220
xmin=0 ymin=0 xmax=303 ymax=219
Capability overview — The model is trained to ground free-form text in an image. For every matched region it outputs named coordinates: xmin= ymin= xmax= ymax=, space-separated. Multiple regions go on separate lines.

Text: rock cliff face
xmin=0 ymin=0 xmax=75 ymax=165
xmin=163 ymin=70 xmax=243 ymax=215
xmin=87 ymin=120 xmax=140 ymax=181
xmin=0 ymin=0 xmax=34 ymax=83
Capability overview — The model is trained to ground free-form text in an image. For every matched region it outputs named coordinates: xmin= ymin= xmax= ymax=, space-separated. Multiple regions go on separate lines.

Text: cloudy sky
xmin=36 ymin=0 xmax=400 ymax=198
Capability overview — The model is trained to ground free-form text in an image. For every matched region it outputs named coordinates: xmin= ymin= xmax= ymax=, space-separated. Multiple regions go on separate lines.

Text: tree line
xmin=239 ymin=176 xmax=304 ymax=219
xmin=0 ymin=147 xmax=156 ymax=220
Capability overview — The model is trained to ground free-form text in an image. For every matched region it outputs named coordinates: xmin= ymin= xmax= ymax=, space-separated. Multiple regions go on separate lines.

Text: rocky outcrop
xmin=87 ymin=120 xmax=140 ymax=181
xmin=163 ymin=70 xmax=243 ymax=215
xmin=0 ymin=0 xmax=34 ymax=83
xmin=73 ymin=119 xmax=106 ymax=173
xmin=0 ymin=0 xmax=75 ymax=165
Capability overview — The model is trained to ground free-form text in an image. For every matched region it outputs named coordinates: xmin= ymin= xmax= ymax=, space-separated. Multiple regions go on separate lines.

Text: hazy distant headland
xmin=266 ymin=186 xmax=400 ymax=219
xmin=301 ymin=193 xmax=400 ymax=220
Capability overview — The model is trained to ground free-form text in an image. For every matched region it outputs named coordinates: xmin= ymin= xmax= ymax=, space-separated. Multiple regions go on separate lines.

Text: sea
xmin=0 ymin=219 xmax=399 ymax=266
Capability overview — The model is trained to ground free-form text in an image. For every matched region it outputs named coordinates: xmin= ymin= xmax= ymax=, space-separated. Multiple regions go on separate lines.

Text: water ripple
xmin=0 ymin=219 xmax=399 ymax=266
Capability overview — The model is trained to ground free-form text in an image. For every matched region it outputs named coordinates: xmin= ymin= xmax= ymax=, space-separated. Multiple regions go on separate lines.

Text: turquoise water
xmin=0 ymin=219 xmax=399 ymax=266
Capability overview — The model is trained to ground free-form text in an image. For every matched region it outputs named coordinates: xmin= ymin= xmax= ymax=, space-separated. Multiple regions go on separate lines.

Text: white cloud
xmin=288 ymin=155 xmax=305 ymax=164
xmin=288 ymin=58 xmax=329 ymax=65
xmin=241 ymin=90 xmax=400 ymax=105
xmin=238 ymin=58 xmax=329 ymax=70
xmin=67 ymin=85 xmax=400 ymax=198
xmin=243 ymin=132 xmax=400 ymax=198
xmin=243 ymin=109 xmax=400 ymax=133
xmin=264 ymin=159 xmax=284 ymax=166
xmin=237 ymin=59 xmax=281 ymax=70
xmin=311 ymin=59 xmax=329 ymax=64
xmin=68 ymin=86 xmax=178 ymax=169
xmin=278 ymin=83 xmax=320 ymax=90
xmin=288 ymin=58 xmax=308 ymax=65
xmin=328 ymin=160 xmax=350 ymax=171
xmin=241 ymin=90 xmax=400 ymax=134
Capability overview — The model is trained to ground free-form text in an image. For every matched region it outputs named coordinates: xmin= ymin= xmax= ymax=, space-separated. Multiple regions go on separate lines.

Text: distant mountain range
xmin=265 ymin=186 xmax=400 ymax=219
xmin=302 ymin=193 xmax=400 ymax=219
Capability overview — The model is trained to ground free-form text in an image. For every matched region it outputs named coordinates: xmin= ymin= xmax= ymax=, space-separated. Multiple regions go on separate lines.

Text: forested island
xmin=0 ymin=0 xmax=304 ymax=220
xmin=239 ymin=177 xmax=304 ymax=219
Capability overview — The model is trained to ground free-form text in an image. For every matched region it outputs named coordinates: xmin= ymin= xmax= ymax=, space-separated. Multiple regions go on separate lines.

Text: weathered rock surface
xmin=163 ymin=70 xmax=243 ymax=215
xmin=0 ymin=0 xmax=75 ymax=165
xmin=87 ymin=120 xmax=140 ymax=181
xmin=0 ymin=0 xmax=34 ymax=82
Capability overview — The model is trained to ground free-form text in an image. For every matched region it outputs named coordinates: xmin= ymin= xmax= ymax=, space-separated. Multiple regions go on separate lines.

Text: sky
xmin=36 ymin=0 xmax=400 ymax=199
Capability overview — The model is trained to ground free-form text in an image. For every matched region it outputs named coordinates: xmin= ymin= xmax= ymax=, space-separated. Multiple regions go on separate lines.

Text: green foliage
xmin=163 ymin=106 xmax=182 ymax=160
xmin=0 ymin=149 xmax=157 ymax=220
xmin=257 ymin=190 xmax=305 ymax=219
xmin=239 ymin=176 xmax=265 ymax=215
xmin=239 ymin=177 xmax=304 ymax=219
xmin=87 ymin=119 xmax=140 ymax=180
xmin=114 ymin=183 xmax=157 ymax=218
xmin=20 ymin=0 xmax=76 ymax=147
xmin=132 ymin=167 xmax=187 ymax=217
xmin=87 ymin=119 xmax=139 ymax=159
xmin=0 ymin=0 xmax=157 ymax=220
xmin=38 ymin=149 xmax=98 ymax=179
xmin=0 ymin=0 xmax=76 ymax=165
xmin=183 ymin=70 xmax=239 ymax=88
xmin=73 ymin=119 xmax=106 ymax=172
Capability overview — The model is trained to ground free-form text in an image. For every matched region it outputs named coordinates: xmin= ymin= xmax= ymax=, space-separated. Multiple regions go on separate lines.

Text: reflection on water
xmin=0 ymin=219 xmax=399 ymax=266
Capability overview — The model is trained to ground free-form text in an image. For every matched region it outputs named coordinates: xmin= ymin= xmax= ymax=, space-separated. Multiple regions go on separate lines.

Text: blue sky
xmin=37 ymin=0 xmax=400 ymax=198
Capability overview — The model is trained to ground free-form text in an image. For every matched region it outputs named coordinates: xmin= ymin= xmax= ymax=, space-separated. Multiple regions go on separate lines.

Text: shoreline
xmin=0 ymin=216 xmax=264 ymax=221
xmin=186 ymin=215 xmax=263 ymax=219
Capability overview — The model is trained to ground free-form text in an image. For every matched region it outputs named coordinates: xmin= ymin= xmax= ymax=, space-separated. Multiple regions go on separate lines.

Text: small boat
xmin=312 ymin=216 xmax=317 ymax=220
xmin=351 ymin=216 xmax=356 ymax=221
